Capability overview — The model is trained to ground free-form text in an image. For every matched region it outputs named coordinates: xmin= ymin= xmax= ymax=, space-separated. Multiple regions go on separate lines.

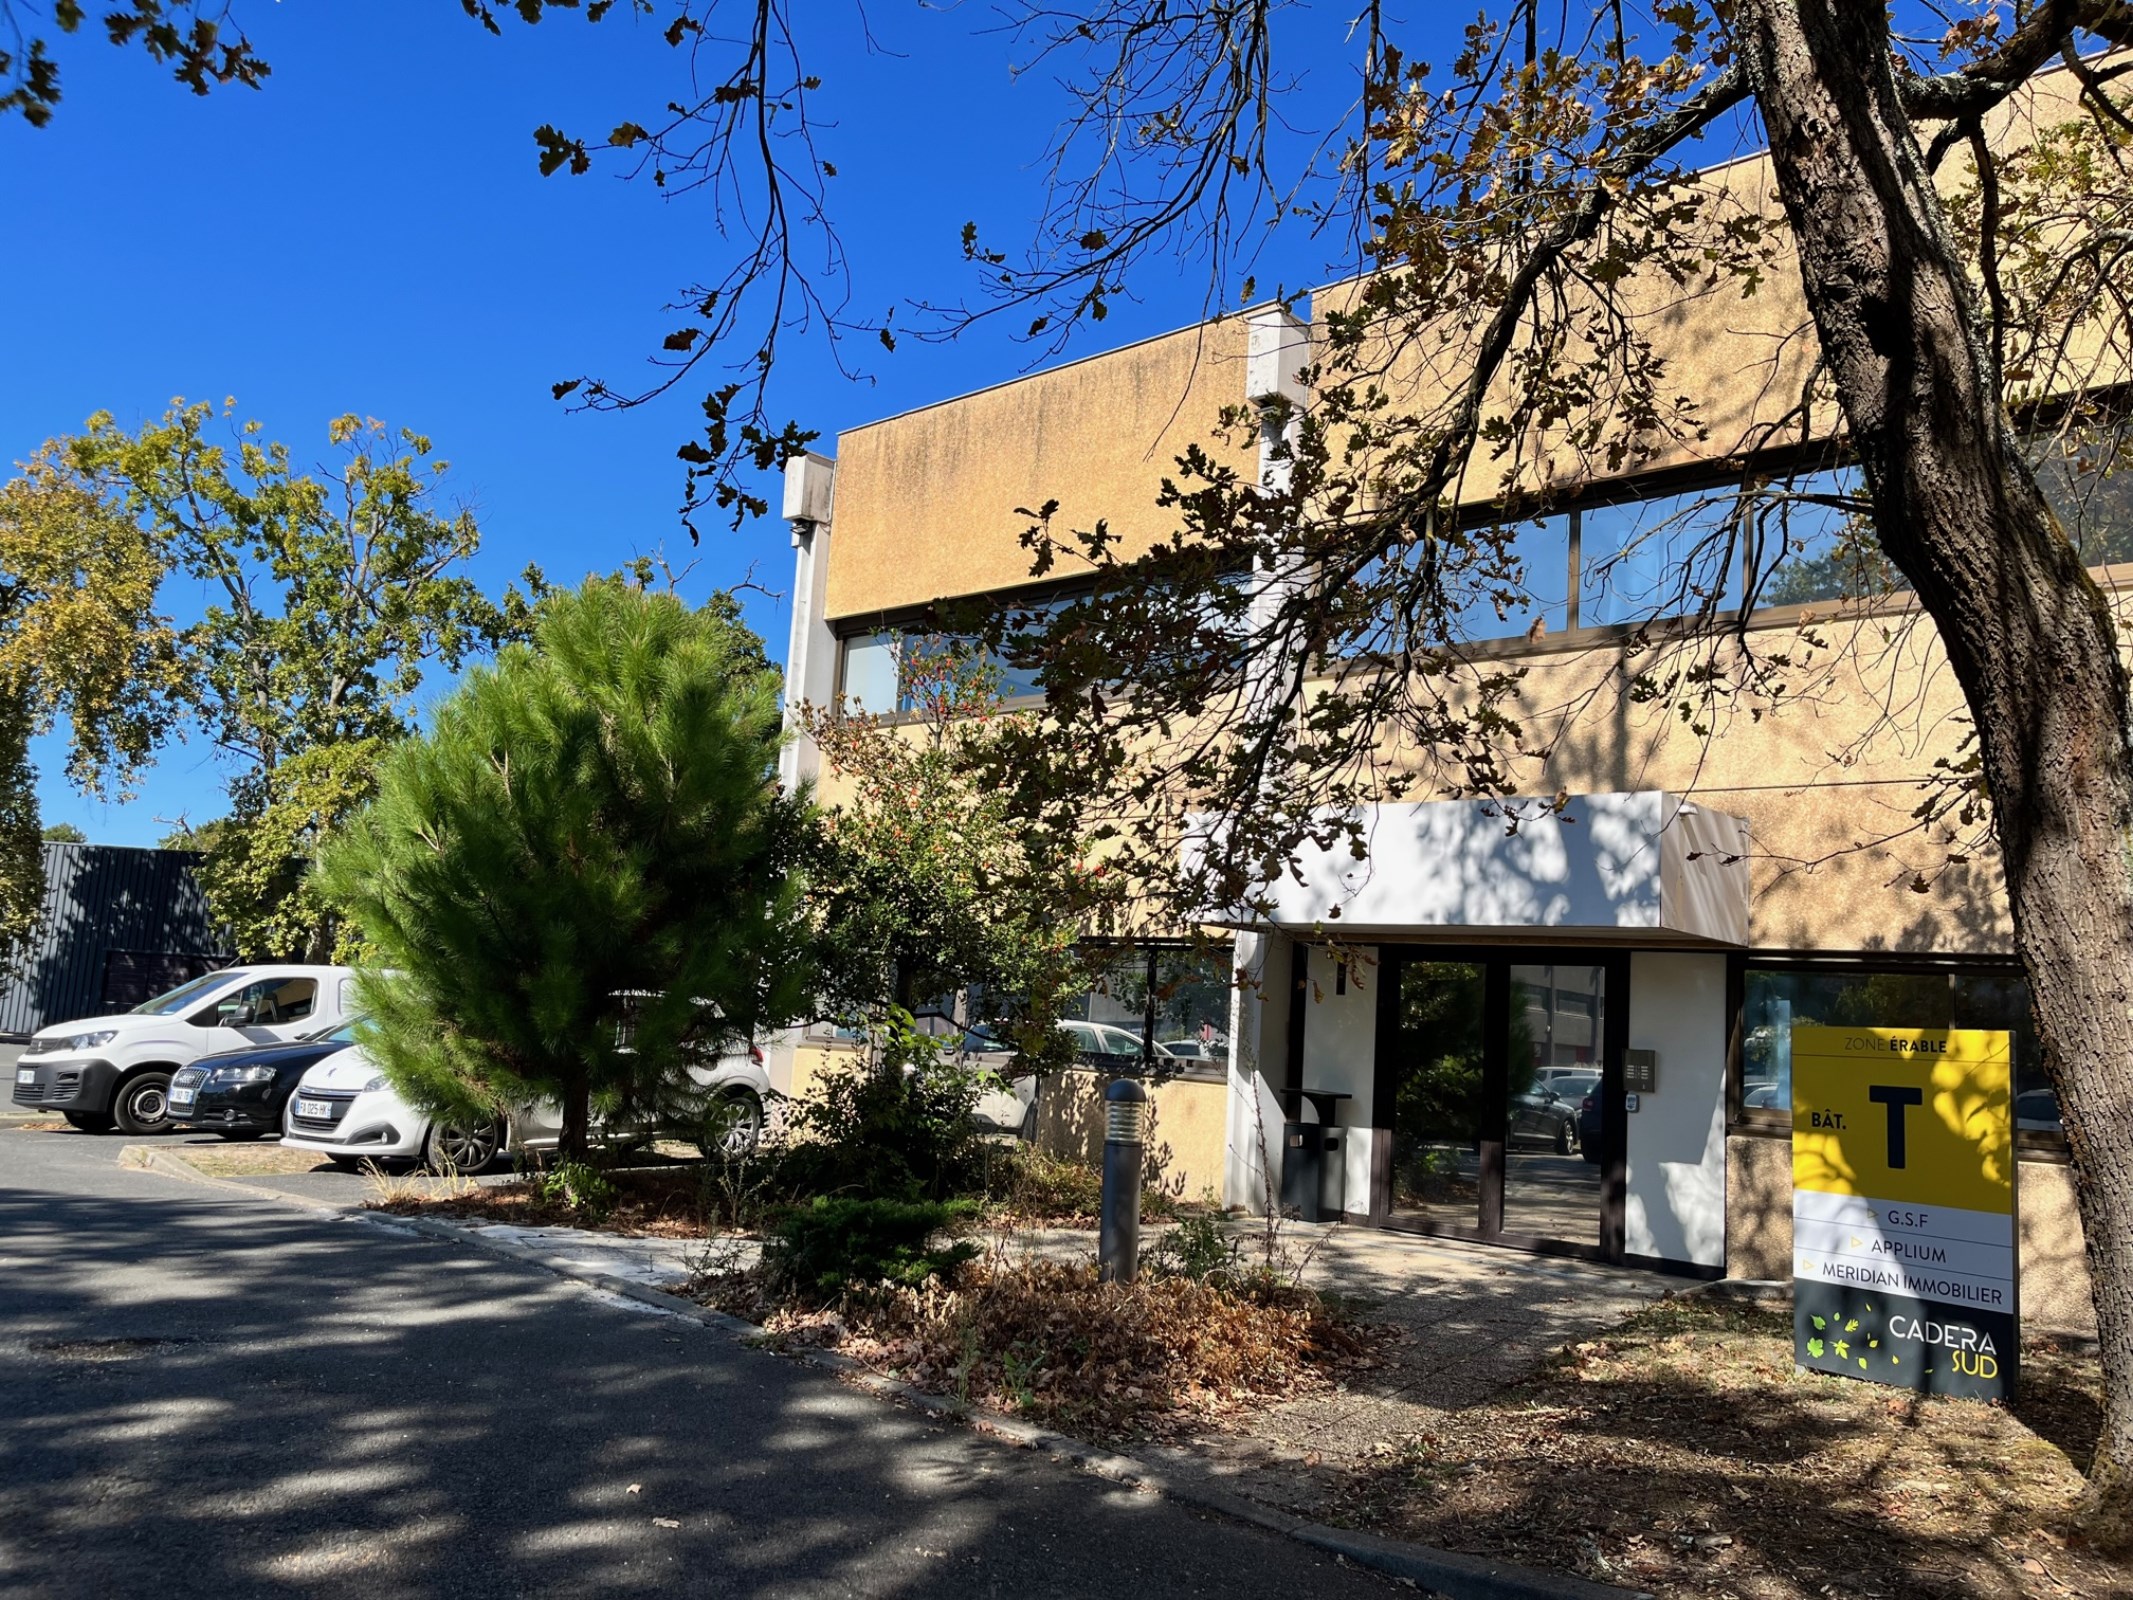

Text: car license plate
xmin=295 ymin=1097 xmax=331 ymax=1120
xmin=14 ymin=1068 xmax=31 ymax=1085
xmin=169 ymin=1088 xmax=195 ymax=1109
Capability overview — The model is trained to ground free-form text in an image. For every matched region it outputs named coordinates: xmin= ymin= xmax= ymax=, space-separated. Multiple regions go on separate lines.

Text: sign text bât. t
xmin=1790 ymin=1026 xmax=2017 ymax=1401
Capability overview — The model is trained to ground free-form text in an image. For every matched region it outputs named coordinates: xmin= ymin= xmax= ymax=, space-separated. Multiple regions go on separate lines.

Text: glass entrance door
xmin=1503 ymin=962 xmax=1607 ymax=1246
xmin=1376 ymin=950 xmax=1622 ymax=1259
xmin=1386 ymin=961 xmax=1491 ymax=1231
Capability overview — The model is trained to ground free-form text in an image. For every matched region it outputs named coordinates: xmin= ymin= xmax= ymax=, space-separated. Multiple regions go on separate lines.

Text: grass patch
xmin=1337 ymin=1295 xmax=2119 ymax=1599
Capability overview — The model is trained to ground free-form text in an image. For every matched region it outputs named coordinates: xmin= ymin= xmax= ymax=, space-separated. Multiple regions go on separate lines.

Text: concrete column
xmin=1222 ymin=307 xmax=1314 ymax=1211
xmin=1245 ymin=305 xmax=1311 ymax=493
xmin=769 ymin=450 xmax=836 ymax=1100
xmin=776 ymin=451 xmax=838 ymax=796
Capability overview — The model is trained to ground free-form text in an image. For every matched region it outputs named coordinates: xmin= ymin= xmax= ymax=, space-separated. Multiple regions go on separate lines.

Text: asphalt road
xmin=0 ymin=1128 xmax=1401 ymax=1599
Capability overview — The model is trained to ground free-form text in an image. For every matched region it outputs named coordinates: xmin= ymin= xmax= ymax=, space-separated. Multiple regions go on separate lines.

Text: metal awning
xmin=1195 ymin=792 xmax=1751 ymax=946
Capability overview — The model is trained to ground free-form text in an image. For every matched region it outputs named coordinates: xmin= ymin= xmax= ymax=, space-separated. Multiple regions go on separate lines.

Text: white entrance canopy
xmin=1198 ymin=792 xmax=1751 ymax=945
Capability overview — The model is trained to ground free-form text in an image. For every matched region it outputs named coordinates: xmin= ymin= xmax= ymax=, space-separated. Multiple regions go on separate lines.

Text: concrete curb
xmin=119 ymin=1143 xmax=356 ymax=1216
xmin=125 ymin=1144 xmax=1651 ymax=1600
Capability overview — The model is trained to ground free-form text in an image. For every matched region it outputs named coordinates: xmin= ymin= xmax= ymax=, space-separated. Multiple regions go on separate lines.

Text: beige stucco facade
xmin=823 ymin=316 xmax=1257 ymax=622
xmin=767 ymin=61 xmax=2108 ymax=1346
xmin=1032 ymin=1070 xmax=1228 ymax=1205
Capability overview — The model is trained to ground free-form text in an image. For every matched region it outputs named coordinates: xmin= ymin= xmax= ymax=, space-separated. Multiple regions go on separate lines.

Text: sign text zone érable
xmin=1791 ymin=1025 xmax=2017 ymax=1401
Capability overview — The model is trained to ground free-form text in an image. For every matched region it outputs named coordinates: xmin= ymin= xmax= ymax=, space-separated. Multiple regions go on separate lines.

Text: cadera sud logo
xmin=1888 ymin=1313 xmax=2003 ymax=1379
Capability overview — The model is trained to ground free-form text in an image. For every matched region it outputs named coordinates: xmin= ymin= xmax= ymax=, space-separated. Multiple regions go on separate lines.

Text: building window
xmin=837 ymin=598 xmax=1067 ymax=716
xmin=1061 ymin=941 xmax=1233 ymax=1081
xmin=2026 ymin=430 xmax=2133 ymax=567
xmin=1431 ymin=435 xmax=2130 ymax=645
xmin=1579 ymin=488 xmax=1744 ymax=628
xmin=1744 ymin=466 xmax=1896 ymax=607
xmin=1735 ymin=961 xmax=2058 ymax=1152
xmin=839 ymin=633 xmax=902 ymax=716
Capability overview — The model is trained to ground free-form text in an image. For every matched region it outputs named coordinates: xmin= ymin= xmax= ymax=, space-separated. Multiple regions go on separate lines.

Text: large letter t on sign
xmin=1868 ymin=1084 xmax=1925 ymax=1168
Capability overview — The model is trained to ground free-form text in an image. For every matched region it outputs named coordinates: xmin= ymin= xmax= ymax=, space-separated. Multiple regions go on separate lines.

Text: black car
xmin=168 ymin=1018 xmax=363 ymax=1140
xmin=1509 ymin=1085 xmax=1582 ymax=1154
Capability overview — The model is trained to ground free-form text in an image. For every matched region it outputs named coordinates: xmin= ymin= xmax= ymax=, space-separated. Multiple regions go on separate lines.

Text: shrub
xmin=534 ymin=1160 xmax=616 ymax=1224
xmin=985 ymin=1144 xmax=1104 ymax=1221
xmin=982 ymin=1145 xmax=1196 ymax=1226
xmin=777 ymin=1036 xmax=990 ymax=1201
xmin=1147 ymin=1210 xmax=1238 ymax=1282
xmin=764 ymin=1195 xmax=980 ymax=1304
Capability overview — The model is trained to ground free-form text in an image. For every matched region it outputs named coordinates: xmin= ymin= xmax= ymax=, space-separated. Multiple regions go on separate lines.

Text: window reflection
xmin=839 ymin=633 xmax=900 ymax=716
xmin=2025 ymin=431 xmax=2133 ymax=567
xmin=1578 ymin=490 xmax=1742 ymax=628
xmin=1453 ymin=514 xmax=1571 ymax=641
xmin=836 ymin=595 xmax=1071 ymax=714
xmin=1740 ymin=966 xmax=2056 ymax=1146
xmin=1752 ymin=466 xmax=1903 ymax=606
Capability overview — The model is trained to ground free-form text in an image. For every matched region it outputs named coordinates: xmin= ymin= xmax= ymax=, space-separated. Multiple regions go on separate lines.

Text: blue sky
xmin=0 ymin=1 xmax=1509 ymax=844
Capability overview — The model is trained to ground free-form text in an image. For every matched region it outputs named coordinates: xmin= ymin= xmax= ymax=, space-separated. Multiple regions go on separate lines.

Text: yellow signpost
xmin=1791 ymin=1025 xmax=2017 ymax=1400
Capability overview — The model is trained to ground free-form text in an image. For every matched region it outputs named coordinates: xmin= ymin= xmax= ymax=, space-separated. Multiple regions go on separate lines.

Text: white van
xmin=10 ymin=965 xmax=359 ymax=1135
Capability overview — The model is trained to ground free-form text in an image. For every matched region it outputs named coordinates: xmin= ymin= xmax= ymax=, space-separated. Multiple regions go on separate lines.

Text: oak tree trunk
xmin=1734 ymin=0 xmax=2133 ymax=1541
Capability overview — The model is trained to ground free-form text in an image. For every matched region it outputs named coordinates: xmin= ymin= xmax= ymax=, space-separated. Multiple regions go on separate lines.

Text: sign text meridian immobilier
xmin=1790 ymin=1025 xmax=2017 ymax=1401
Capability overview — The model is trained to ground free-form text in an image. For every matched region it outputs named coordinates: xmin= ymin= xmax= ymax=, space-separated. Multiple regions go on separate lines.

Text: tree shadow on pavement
xmin=0 ymin=1171 xmax=1400 ymax=1600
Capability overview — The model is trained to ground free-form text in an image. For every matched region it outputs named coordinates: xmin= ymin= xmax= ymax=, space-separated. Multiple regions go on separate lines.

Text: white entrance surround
xmin=1624 ymin=951 xmax=1729 ymax=1270
xmin=1305 ymin=945 xmax=1378 ymax=1214
xmin=1223 ymin=930 xmax=1292 ymax=1213
xmin=1223 ymin=940 xmax=1380 ymax=1215
xmin=1198 ymin=793 xmax=1751 ymax=944
xmin=1223 ymin=942 xmax=1738 ymax=1272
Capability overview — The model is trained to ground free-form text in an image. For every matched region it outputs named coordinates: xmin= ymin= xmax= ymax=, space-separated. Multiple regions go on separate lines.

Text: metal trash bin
xmin=1280 ymin=1120 xmax=1343 ymax=1222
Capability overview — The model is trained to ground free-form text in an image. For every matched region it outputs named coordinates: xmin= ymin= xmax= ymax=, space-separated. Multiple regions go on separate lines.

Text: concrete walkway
xmin=1131 ymin=1222 xmax=1668 ymax=1516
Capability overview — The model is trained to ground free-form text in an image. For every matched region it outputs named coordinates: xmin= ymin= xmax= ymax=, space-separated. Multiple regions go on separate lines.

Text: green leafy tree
xmin=10 ymin=401 xmax=546 ymax=959
xmin=0 ymin=442 xmax=182 ymax=961
xmin=801 ymin=645 xmax=1090 ymax=1078
xmin=0 ymin=688 xmax=39 ymax=967
xmin=39 ymin=822 xmax=83 ymax=842
xmin=318 ymin=579 xmax=811 ymax=1161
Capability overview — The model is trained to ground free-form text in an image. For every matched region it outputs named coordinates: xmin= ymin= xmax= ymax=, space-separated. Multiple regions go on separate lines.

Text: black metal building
xmin=0 ymin=843 xmax=230 ymax=1039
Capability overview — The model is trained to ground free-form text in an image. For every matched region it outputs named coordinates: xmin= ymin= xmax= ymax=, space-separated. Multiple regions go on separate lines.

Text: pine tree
xmin=317 ymin=579 xmax=811 ymax=1159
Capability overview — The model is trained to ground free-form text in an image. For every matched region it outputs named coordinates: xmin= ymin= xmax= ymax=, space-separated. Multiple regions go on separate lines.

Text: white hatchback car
xmin=278 ymin=1040 xmax=773 ymax=1172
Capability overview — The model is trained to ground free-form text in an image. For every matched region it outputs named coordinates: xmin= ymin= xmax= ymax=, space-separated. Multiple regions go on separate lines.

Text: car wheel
xmin=113 ymin=1073 xmax=174 ymax=1136
xmin=427 ymin=1117 xmax=503 ymax=1175
xmin=62 ymin=1110 xmax=116 ymax=1134
xmin=696 ymin=1089 xmax=763 ymax=1160
xmin=1554 ymin=1119 xmax=1575 ymax=1156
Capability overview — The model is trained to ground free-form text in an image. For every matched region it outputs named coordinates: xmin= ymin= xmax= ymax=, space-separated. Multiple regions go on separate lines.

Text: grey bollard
xmin=1099 ymin=1076 xmax=1148 ymax=1284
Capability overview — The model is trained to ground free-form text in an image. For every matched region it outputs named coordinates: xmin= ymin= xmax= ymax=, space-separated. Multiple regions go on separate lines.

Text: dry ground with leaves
xmin=364 ymin=1144 xmax=1199 ymax=1238
xmin=1337 ymin=1297 xmax=2125 ymax=1600
xmin=691 ymin=1257 xmax=1390 ymax=1439
xmin=368 ymin=1164 xmax=719 ymax=1237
